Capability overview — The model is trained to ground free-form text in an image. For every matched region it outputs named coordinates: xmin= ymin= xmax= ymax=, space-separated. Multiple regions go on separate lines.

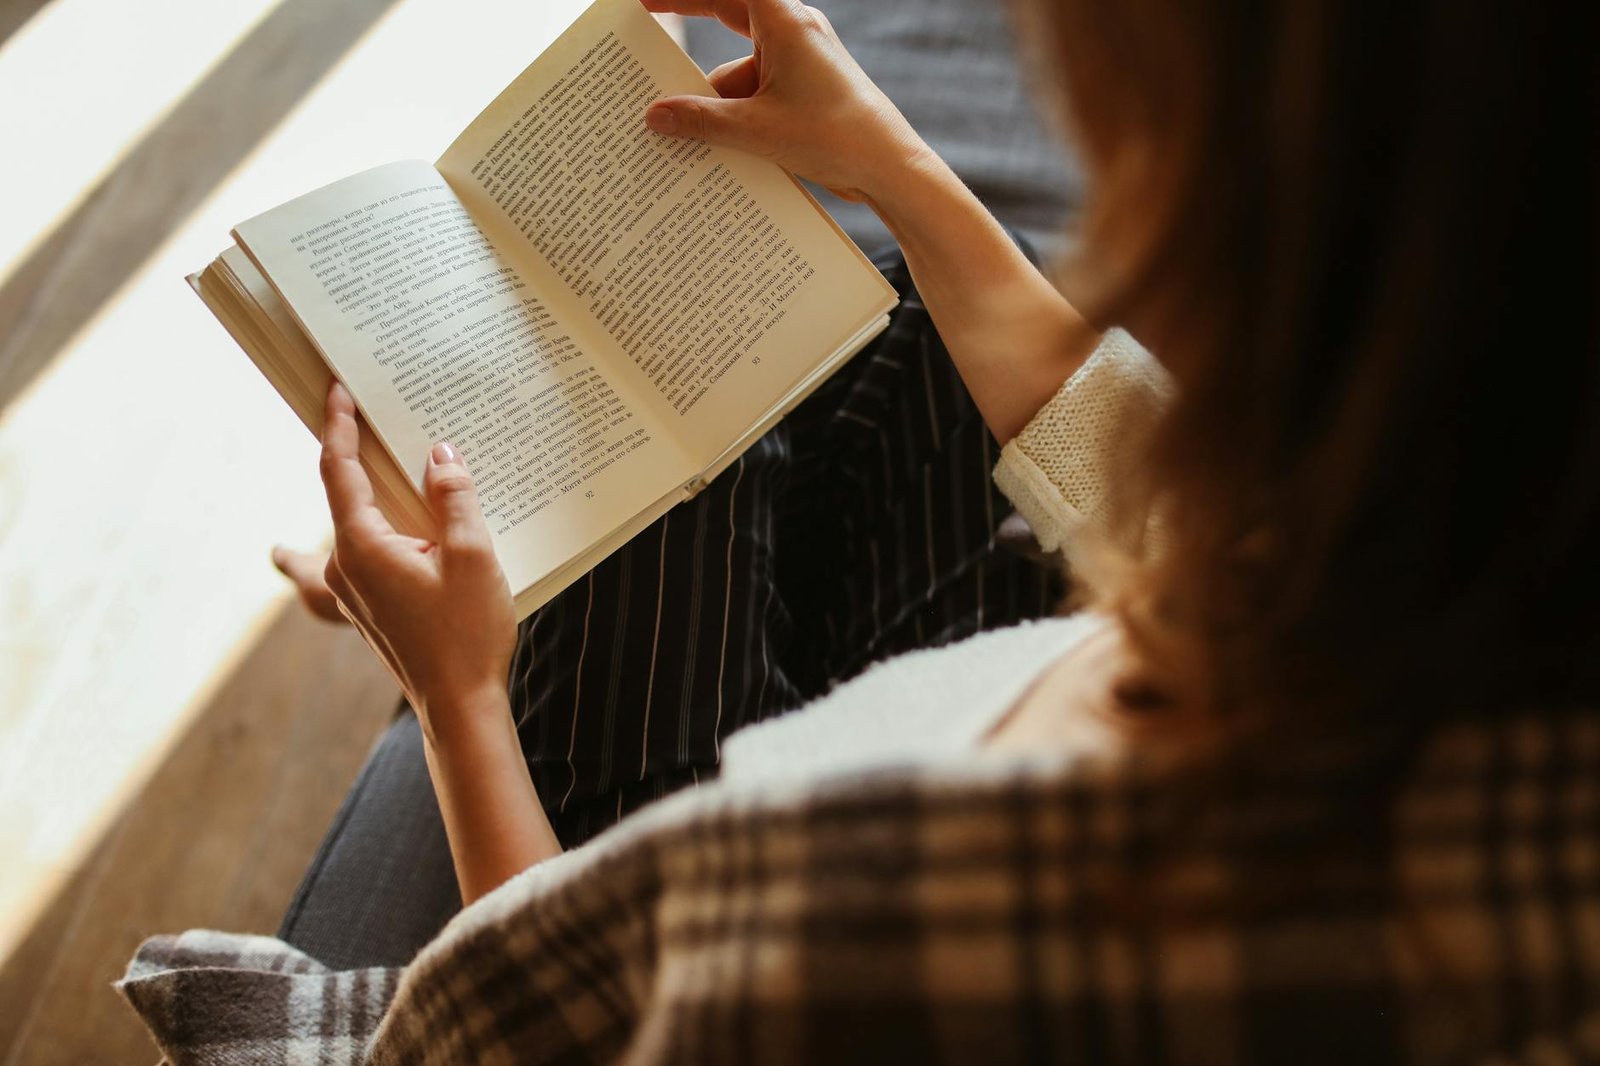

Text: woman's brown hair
xmin=1029 ymin=0 xmax=1598 ymax=740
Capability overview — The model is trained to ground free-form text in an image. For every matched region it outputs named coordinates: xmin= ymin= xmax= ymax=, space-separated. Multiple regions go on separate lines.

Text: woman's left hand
xmin=317 ymin=379 xmax=517 ymax=746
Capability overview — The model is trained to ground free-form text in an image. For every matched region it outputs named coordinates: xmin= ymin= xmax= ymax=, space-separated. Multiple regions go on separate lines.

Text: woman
xmin=123 ymin=0 xmax=1597 ymax=1061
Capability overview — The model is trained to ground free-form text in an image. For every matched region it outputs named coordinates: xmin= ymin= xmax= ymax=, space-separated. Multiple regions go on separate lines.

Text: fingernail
xmin=270 ymin=545 xmax=287 ymax=570
xmin=431 ymin=441 xmax=458 ymax=465
xmin=645 ymin=106 xmax=676 ymax=134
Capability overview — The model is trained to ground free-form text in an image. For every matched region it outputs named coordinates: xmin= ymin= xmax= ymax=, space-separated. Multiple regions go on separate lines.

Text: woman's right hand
xmin=642 ymin=0 xmax=932 ymax=205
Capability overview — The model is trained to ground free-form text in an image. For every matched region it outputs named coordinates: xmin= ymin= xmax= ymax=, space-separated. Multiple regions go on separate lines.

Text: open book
xmin=192 ymin=0 xmax=897 ymax=619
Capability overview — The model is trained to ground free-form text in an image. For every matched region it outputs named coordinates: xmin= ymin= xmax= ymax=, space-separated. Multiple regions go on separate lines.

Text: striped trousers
xmin=510 ymin=250 xmax=1065 ymax=846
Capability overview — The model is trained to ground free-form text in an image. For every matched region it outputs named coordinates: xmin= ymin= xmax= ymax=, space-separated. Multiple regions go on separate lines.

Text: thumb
xmin=271 ymin=545 xmax=350 ymax=625
xmin=646 ymin=95 xmax=764 ymax=155
xmin=424 ymin=441 xmax=493 ymax=558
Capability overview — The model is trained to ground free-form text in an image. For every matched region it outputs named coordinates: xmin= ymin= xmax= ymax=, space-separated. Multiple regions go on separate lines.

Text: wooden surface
xmin=0 ymin=0 xmax=404 ymax=414
xmin=0 ymin=604 xmax=397 ymax=1065
xmin=0 ymin=0 xmax=600 ymax=1062
xmin=0 ymin=0 xmax=53 ymax=53
xmin=0 ymin=0 xmax=420 ymax=990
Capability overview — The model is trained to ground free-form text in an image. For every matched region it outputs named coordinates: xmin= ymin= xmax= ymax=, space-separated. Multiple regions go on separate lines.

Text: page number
xmin=585 ymin=490 xmax=595 ymax=499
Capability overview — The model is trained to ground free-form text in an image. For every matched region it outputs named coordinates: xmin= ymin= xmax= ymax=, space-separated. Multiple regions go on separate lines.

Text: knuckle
xmin=443 ymin=530 xmax=493 ymax=564
xmin=679 ymin=100 xmax=709 ymax=138
xmin=796 ymin=6 xmax=829 ymax=35
xmin=432 ymin=471 xmax=477 ymax=496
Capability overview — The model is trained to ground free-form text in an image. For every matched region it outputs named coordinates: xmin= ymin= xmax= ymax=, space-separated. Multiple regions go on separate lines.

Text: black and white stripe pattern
xmin=507 ymin=250 xmax=1063 ymax=846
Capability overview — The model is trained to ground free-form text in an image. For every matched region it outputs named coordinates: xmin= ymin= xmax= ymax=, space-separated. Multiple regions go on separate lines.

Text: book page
xmin=194 ymin=246 xmax=434 ymax=542
xmin=232 ymin=159 xmax=695 ymax=594
xmin=435 ymin=0 xmax=898 ymax=468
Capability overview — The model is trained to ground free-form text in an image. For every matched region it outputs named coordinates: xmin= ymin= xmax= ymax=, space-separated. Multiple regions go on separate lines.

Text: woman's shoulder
xmin=489 ymin=706 xmax=1600 ymax=1063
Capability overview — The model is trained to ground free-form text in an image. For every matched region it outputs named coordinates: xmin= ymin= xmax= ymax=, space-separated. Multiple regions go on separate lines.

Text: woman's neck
xmin=985 ymin=621 xmax=1210 ymax=764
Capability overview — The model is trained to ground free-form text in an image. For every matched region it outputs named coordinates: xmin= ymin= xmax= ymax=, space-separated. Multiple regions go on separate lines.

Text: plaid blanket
xmin=121 ymin=710 xmax=1599 ymax=1064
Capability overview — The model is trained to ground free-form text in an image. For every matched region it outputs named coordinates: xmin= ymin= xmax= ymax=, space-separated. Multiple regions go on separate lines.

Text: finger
xmin=271 ymin=544 xmax=328 ymax=588
xmin=741 ymin=0 xmax=808 ymax=38
xmin=639 ymin=0 xmax=752 ymax=37
xmin=639 ymin=0 xmax=803 ymax=39
xmin=706 ymin=53 xmax=760 ymax=99
xmin=271 ymin=545 xmax=350 ymax=625
xmin=424 ymin=441 xmax=496 ymax=564
xmin=646 ymin=94 xmax=768 ymax=155
xmin=319 ymin=380 xmax=391 ymax=547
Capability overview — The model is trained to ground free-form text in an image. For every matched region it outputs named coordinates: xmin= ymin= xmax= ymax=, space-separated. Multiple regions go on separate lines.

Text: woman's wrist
xmin=416 ymin=682 xmax=563 ymax=904
xmin=417 ymin=683 xmax=515 ymax=753
xmin=860 ymin=140 xmax=991 ymax=261
xmin=855 ymin=118 xmax=944 ymax=215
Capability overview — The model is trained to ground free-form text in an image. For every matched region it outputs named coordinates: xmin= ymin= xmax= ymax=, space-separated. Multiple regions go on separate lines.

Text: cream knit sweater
xmin=991 ymin=327 xmax=1171 ymax=553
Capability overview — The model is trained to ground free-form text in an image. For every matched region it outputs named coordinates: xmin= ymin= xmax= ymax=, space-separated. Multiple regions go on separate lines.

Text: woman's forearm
xmin=866 ymin=149 xmax=1102 ymax=443
xmin=421 ymin=690 xmax=562 ymax=906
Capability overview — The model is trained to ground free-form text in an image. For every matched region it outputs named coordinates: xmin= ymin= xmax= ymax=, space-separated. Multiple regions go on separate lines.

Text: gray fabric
xmin=277 ymin=709 xmax=460 ymax=969
xmin=685 ymin=0 xmax=1084 ymax=259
